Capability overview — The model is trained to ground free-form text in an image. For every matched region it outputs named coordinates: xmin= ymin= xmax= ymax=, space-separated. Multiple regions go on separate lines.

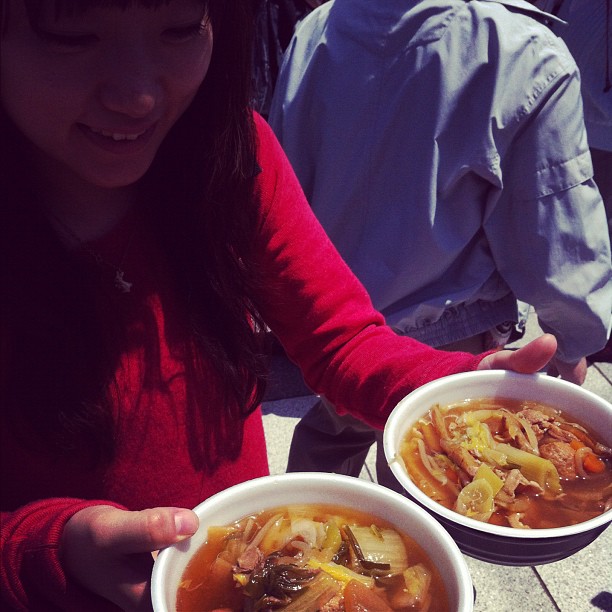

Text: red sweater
xmin=0 ymin=115 xmax=483 ymax=610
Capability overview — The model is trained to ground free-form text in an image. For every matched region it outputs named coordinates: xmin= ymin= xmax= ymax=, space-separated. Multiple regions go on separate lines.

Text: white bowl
xmin=151 ymin=472 xmax=474 ymax=611
xmin=383 ymin=371 xmax=612 ymax=566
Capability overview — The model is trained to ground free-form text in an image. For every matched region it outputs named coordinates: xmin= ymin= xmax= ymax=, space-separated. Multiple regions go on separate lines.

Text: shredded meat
xmin=502 ymin=469 xmax=522 ymax=496
xmin=544 ymin=423 xmax=576 ymax=444
xmin=504 ymin=469 xmax=536 ymax=496
xmin=236 ymin=546 xmax=264 ymax=572
xmin=440 ymin=439 xmax=480 ymax=476
xmin=516 ymin=409 xmax=554 ymax=439
xmin=540 ymin=441 xmax=576 ymax=478
xmin=495 ymin=469 xmax=541 ymax=507
xmin=507 ymin=513 xmax=530 ymax=529
xmin=519 ymin=409 xmax=554 ymax=425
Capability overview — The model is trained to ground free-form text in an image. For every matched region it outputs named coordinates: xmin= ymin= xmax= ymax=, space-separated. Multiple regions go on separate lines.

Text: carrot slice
xmin=570 ymin=440 xmax=606 ymax=473
xmin=570 ymin=440 xmax=584 ymax=451
xmin=583 ymin=453 xmax=606 ymax=474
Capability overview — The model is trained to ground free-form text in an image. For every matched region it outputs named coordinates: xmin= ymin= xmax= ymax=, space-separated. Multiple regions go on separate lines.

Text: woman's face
xmin=0 ymin=0 xmax=213 ymax=191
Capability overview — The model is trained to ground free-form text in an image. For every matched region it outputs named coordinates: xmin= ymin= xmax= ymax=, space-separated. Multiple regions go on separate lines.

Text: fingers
xmin=91 ymin=506 xmax=199 ymax=554
xmin=478 ymin=333 xmax=558 ymax=373
xmin=62 ymin=506 xmax=199 ymax=611
xmin=479 ymin=335 xmax=587 ymax=385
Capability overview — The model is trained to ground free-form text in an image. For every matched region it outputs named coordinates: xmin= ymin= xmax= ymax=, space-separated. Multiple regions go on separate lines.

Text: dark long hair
xmin=0 ymin=0 xmax=268 ymax=470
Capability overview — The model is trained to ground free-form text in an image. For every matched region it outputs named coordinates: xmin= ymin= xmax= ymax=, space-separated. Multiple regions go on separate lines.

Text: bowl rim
xmin=151 ymin=472 xmax=474 ymax=611
xmin=383 ymin=370 xmax=612 ymax=539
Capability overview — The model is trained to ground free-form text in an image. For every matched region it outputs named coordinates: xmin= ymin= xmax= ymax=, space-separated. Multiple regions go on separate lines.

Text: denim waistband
xmin=391 ymin=292 xmax=519 ymax=348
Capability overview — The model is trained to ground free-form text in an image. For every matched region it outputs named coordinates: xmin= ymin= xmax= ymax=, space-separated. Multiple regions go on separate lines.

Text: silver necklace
xmin=48 ymin=212 xmax=135 ymax=294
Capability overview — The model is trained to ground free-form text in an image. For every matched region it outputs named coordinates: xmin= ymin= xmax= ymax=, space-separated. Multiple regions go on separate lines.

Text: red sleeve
xmin=252 ymin=113 xmax=488 ymax=428
xmin=1 ymin=499 xmax=125 ymax=611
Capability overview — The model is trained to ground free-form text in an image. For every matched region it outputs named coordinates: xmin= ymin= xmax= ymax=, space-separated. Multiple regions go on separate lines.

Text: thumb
xmin=62 ymin=506 xmax=199 ymax=612
xmin=93 ymin=506 xmax=199 ymax=554
xmin=478 ymin=333 xmax=558 ymax=374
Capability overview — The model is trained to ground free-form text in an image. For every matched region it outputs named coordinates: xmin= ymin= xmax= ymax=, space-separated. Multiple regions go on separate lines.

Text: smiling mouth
xmin=85 ymin=125 xmax=150 ymax=141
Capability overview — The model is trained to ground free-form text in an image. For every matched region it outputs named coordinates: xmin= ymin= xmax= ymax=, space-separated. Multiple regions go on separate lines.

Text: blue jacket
xmin=270 ymin=0 xmax=612 ymax=361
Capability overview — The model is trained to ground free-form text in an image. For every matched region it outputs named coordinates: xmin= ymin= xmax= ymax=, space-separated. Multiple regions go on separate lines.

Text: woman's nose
xmin=98 ymin=56 xmax=160 ymax=118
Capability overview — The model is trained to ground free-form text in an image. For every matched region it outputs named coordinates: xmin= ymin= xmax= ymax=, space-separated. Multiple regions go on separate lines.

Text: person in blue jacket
xmin=269 ymin=0 xmax=612 ymax=488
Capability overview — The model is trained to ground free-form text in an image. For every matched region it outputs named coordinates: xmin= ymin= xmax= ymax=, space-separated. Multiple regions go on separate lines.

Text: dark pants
xmin=286 ymin=397 xmax=404 ymax=492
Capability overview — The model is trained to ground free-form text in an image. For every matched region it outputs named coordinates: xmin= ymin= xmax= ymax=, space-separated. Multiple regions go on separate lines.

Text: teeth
xmin=90 ymin=127 xmax=146 ymax=141
xmin=107 ymin=132 xmax=140 ymax=141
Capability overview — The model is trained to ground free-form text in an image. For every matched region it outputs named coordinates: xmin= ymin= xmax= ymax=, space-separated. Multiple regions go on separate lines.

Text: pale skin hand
xmin=477 ymin=333 xmax=558 ymax=375
xmin=61 ymin=505 xmax=198 ymax=612
xmin=478 ymin=333 xmax=587 ymax=385
xmin=60 ymin=334 xmax=560 ymax=611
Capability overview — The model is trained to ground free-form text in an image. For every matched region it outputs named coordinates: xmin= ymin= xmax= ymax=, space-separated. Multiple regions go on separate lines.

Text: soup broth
xmin=177 ymin=503 xmax=449 ymax=611
xmin=400 ymin=398 xmax=612 ymax=529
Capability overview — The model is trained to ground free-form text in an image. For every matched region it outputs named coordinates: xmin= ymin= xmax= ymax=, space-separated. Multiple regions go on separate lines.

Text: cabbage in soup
xmin=400 ymin=398 xmax=612 ymax=528
xmin=176 ymin=503 xmax=449 ymax=611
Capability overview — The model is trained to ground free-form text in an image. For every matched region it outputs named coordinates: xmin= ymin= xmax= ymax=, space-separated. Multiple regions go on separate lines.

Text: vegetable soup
xmin=400 ymin=398 xmax=612 ymax=529
xmin=176 ymin=503 xmax=449 ymax=611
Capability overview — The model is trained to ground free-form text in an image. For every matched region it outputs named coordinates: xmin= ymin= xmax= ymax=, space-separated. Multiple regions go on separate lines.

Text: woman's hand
xmin=477 ymin=333 xmax=558 ymax=375
xmin=479 ymin=334 xmax=589 ymax=385
xmin=61 ymin=505 xmax=199 ymax=611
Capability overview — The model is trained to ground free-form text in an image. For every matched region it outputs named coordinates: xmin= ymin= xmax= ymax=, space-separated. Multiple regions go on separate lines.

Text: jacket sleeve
xmin=1 ymin=499 xmax=125 ymax=611
xmin=483 ymin=34 xmax=612 ymax=363
xmin=251 ymin=114 xmax=487 ymax=428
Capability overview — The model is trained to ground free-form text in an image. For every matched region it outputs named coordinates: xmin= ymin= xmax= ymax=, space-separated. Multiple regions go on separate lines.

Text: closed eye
xmin=163 ymin=21 xmax=208 ymax=43
xmin=35 ymin=28 xmax=98 ymax=50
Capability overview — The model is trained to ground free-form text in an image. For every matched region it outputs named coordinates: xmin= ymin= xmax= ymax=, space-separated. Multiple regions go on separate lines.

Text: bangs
xmin=22 ymin=0 xmax=209 ymax=22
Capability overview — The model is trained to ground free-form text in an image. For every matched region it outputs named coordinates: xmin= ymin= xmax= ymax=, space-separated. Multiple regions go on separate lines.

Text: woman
xmin=0 ymin=1 xmax=557 ymax=610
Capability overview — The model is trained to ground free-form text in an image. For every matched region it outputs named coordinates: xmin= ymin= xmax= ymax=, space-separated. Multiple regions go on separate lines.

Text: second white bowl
xmin=383 ymin=371 xmax=612 ymax=566
xmin=151 ymin=472 xmax=474 ymax=611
